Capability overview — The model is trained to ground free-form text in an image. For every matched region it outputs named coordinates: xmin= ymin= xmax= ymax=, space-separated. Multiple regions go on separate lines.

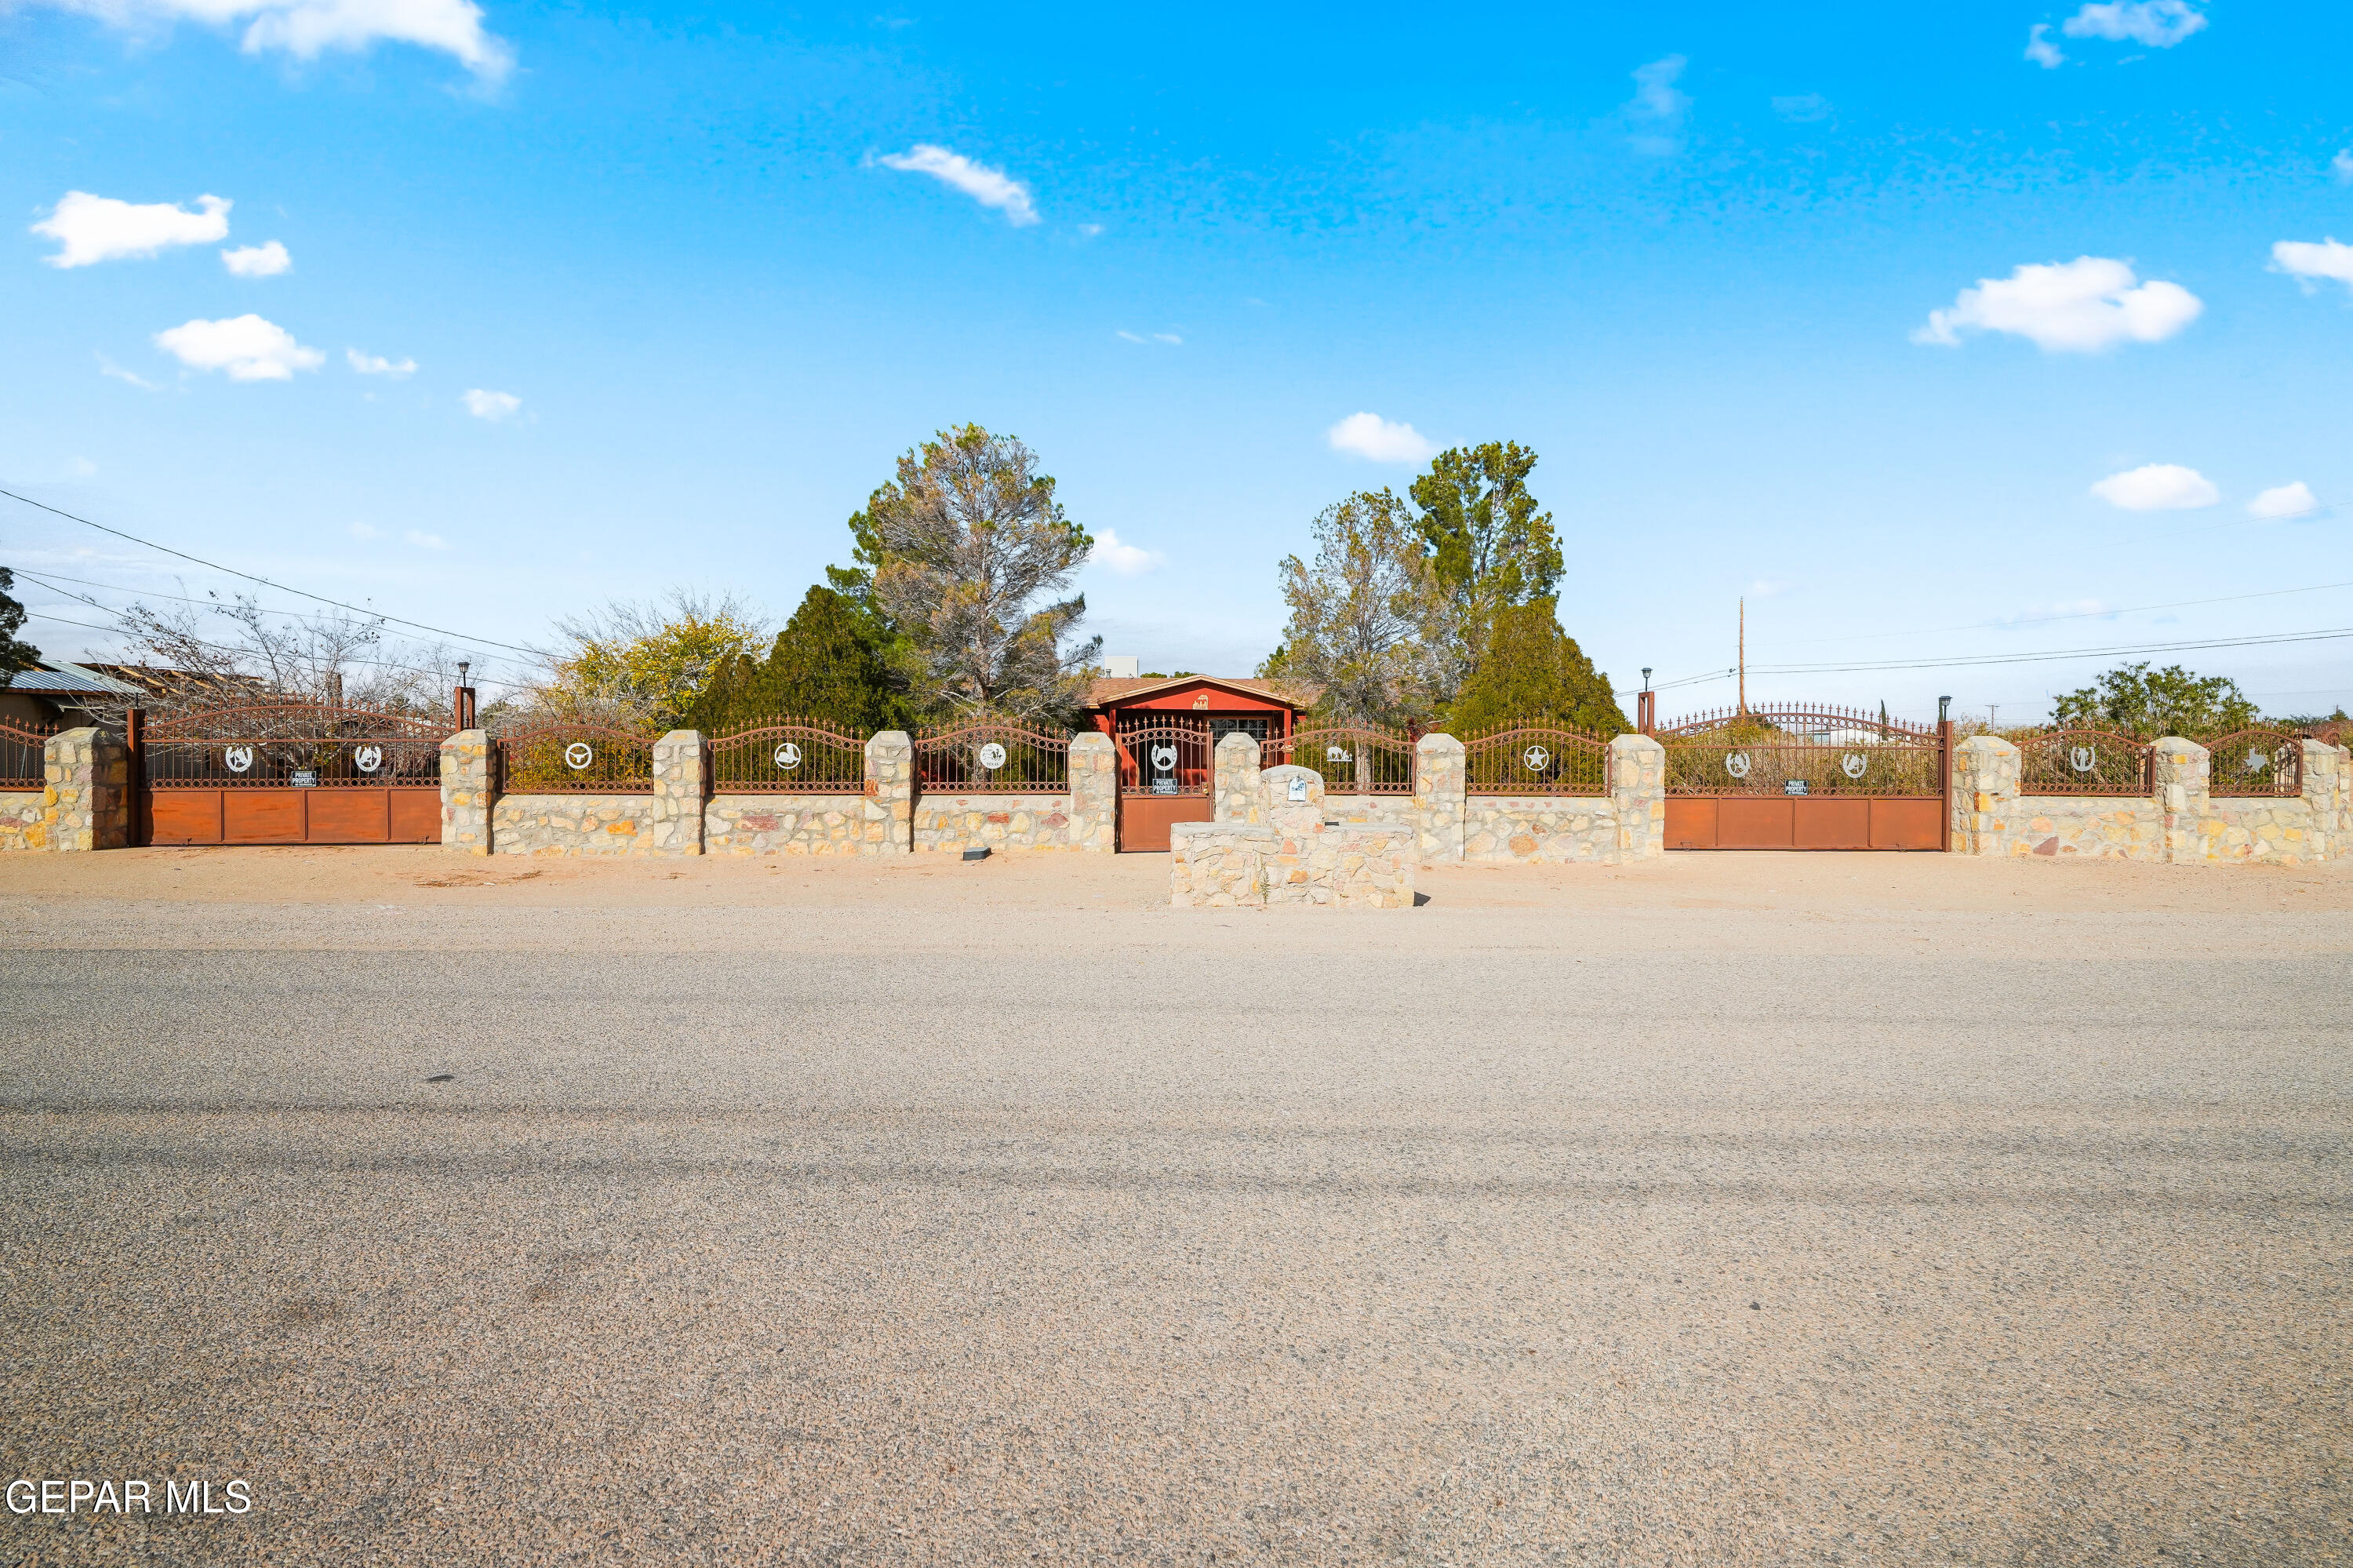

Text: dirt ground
xmin=2 ymin=847 xmax=2348 ymax=1565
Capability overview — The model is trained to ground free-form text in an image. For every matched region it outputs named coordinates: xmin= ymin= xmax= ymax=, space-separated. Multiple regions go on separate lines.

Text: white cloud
xmin=1771 ymin=93 xmax=1831 ymax=122
xmin=1912 ymin=256 xmax=2201 ymax=351
xmin=1076 ymin=223 xmax=1104 ymax=238
xmin=348 ymin=522 xmax=380 ymax=539
xmin=2334 ymin=150 xmax=2353 ymax=186
xmin=403 ymin=529 xmax=448 ymax=549
xmin=96 ymin=353 xmax=163 ymax=391
xmin=872 ymin=144 xmax=1038 ymax=226
xmin=1629 ymin=54 xmax=1687 ymax=120
xmin=2089 ymin=463 xmax=2218 ymax=511
xmin=153 ymin=313 xmax=324 ymax=380
xmin=1327 ymin=412 xmax=1436 ymax=464
xmin=347 ymin=347 xmax=416 ymax=377
xmin=1088 ymin=529 xmax=1161 ymax=576
xmin=220 ymin=240 xmax=289 ymax=276
xmin=2271 ymin=237 xmax=2353 ymax=293
xmin=1624 ymin=55 xmax=1687 ymax=155
xmin=463 ymin=387 xmax=520 ymax=420
xmin=32 ymin=191 xmax=228 ymax=267
xmin=1115 ymin=329 xmax=1182 ymax=345
xmin=2060 ymin=1 xmax=2207 ymax=48
xmin=33 ymin=0 xmax=511 ymax=77
xmin=2248 ymin=482 xmax=2318 ymax=519
xmin=2025 ymin=23 xmax=2065 ymax=67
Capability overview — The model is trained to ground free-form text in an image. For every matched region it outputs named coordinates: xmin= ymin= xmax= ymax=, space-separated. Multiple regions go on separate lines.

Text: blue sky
xmin=5 ymin=0 xmax=2351 ymax=721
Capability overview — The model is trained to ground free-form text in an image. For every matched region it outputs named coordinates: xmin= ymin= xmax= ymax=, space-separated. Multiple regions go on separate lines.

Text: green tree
xmin=1409 ymin=441 xmax=1565 ymax=700
xmin=1261 ymin=489 xmax=1440 ymax=726
xmin=684 ymin=586 xmax=915 ymax=736
xmin=1444 ymin=599 xmax=1629 ymax=737
xmin=539 ymin=591 xmax=764 ymax=728
xmin=2052 ymin=661 xmax=2259 ymax=739
xmin=860 ymin=424 xmax=1098 ymax=723
xmin=0 ymin=567 xmax=41 ymax=675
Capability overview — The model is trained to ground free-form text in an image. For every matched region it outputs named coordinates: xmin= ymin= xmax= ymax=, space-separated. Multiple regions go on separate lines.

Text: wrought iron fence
xmin=493 ymin=719 xmax=656 ymax=793
xmin=1657 ymin=702 xmax=1937 ymax=740
xmin=1115 ymin=721 xmax=1214 ymax=796
xmin=0 ymin=717 xmax=56 ymax=789
xmin=1664 ymin=723 xmax=1943 ymax=798
xmin=1262 ymin=726 xmax=1414 ymax=794
xmin=708 ymin=719 xmax=866 ymax=792
xmin=1463 ymin=726 xmax=1607 ymax=795
xmin=143 ymin=703 xmax=451 ymax=788
xmin=2203 ymin=729 xmax=2302 ymax=798
xmin=2014 ymin=729 xmax=2152 ymax=795
xmin=915 ymin=721 xmax=1069 ymax=794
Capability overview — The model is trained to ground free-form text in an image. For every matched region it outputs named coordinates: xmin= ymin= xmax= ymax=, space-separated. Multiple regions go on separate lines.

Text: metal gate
xmin=1115 ymin=719 xmax=1213 ymax=851
xmin=136 ymin=702 xmax=451 ymax=846
xmin=1660 ymin=705 xmax=1950 ymax=851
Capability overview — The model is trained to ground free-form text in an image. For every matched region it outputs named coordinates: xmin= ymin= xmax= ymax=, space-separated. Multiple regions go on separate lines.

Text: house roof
xmin=1086 ymin=675 xmax=1308 ymax=708
xmin=68 ymin=664 xmax=275 ymax=703
xmin=6 ymin=662 xmax=146 ymax=696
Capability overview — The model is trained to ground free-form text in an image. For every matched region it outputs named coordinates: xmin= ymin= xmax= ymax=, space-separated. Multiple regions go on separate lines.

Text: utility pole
xmin=1737 ymin=597 xmax=1746 ymax=716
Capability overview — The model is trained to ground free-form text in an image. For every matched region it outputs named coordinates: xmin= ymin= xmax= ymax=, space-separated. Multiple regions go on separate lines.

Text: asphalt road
xmin=2 ymin=852 xmax=2348 ymax=1564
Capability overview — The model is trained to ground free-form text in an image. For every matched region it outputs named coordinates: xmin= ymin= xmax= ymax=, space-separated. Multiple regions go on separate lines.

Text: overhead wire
xmin=0 ymin=486 xmax=547 ymax=660
xmin=24 ymin=612 xmax=489 ymax=684
xmin=10 ymin=568 xmax=533 ymax=675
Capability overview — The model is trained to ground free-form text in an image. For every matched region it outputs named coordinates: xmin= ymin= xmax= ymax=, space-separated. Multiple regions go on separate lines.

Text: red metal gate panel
xmin=1660 ymin=704 xmax=1951 ymax=853
xmin=135 ymin=701 xmax=454 ymax=847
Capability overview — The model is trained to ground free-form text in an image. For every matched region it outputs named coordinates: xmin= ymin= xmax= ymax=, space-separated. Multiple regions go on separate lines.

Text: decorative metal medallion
xmin=224 ymin=744 xmax=255 ymax=773
xmin=1841 ymin=752 xmax=1867 ymax=778
xmin=1522 ymin=744 xmax=1552 ymax=773
xmin=1724 ymin=751 xmax=1751 ymax=779
xmin=1150 ymin=744 xmax=1177 ymax=773
xmin=977 ymin=741 xmax=1008 ymax=770
xmin=773 ymin=742 xmax=802 ymax=771
xmin=563 ymin=742 xmax=594 ymax=770
xmin=2246 ymin=746 xmax=2269 ymax=773
xmin=1326 ymin=744 xmax=1351 ymax=763
xmin=2070 ymin=745 xmax=2097 ymax=773
xmin=354 ymin=745 xmax=384 ymax=774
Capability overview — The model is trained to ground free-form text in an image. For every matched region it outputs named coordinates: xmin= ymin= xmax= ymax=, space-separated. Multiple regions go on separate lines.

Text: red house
xmin=1086 ymin=675 xmax=1306 ymax=850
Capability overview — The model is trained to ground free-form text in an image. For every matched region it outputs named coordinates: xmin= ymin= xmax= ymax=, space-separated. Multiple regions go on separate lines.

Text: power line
xmin=1785 ymin=577 xmax=2353 ymax=647
xmin=12 ymin=569 xmax=531 ymax=674
xmin=0 ymin=486 xmax=547 ymax=660
xmin=1652 ymin=624 xmax=2353 ymax=694
xmin=24 ymin=612 xmax=482 ymax=684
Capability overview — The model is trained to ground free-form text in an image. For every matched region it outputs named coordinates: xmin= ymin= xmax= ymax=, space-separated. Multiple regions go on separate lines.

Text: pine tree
xmin=684 ymin=587 xmax=915 ymax=737
xmin=1442 ymin=599 xmax=1629 ymax=738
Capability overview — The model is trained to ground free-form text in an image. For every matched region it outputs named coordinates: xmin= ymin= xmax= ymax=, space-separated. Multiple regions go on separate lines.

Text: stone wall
xmin=1951 ymin=735 xmax=2351 ymax=863
xmin=492 ymin=794 xmax=659 ymax=856
xmin=439 ymin=730 xmax=492 ymax=857
xmin=1171 ymin=766 xmax=1415 ymax=908
xmin=1463 ymin=798 xmax=1621 ymax=862
xmin=915 ymin=793 xmax=1086 ymax=853
xmin=0 ymin=790 xmax=43 ymax=852
xmin=706 ymin=794 xmax=890 ymax=855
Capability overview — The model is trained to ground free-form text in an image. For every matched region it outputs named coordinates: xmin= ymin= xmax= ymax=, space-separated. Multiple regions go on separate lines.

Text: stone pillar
xmin=1068 ymin=732 xmax=1117 ymax=851
xmin=864 ymin=730 xmax=914 ymax=856
xmin=650 ymin=729 xmax=706 ymax=855
xmin=2300 ymin=740 xmax=2347 ymax=864
xmin=2154 ymin=737 xmax=2209 ymax=864
xmin=1261 ymin=764 xmax=1326 ymax=835
xmin=1950 ymin=735 xmax=2020 ymax=856
xmin=1413 ymin=732 xmax=1465 ymax=864
xmin=1213 ymin=731 xmax=1262 ymax=824
xmin=43 ymin=727 xmax=131 ymax=852
xmin=1606 ymin=733 xmax=1667 ymax=860
xmin=439 ymin=729 xmax=493 ymax=856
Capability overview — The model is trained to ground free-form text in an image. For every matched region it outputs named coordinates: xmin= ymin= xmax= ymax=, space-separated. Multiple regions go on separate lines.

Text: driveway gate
xmin=1661 ymin=705 xmax=1950 ymax=851
xmin=137 ymin=702 xmax=451 ymax=846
